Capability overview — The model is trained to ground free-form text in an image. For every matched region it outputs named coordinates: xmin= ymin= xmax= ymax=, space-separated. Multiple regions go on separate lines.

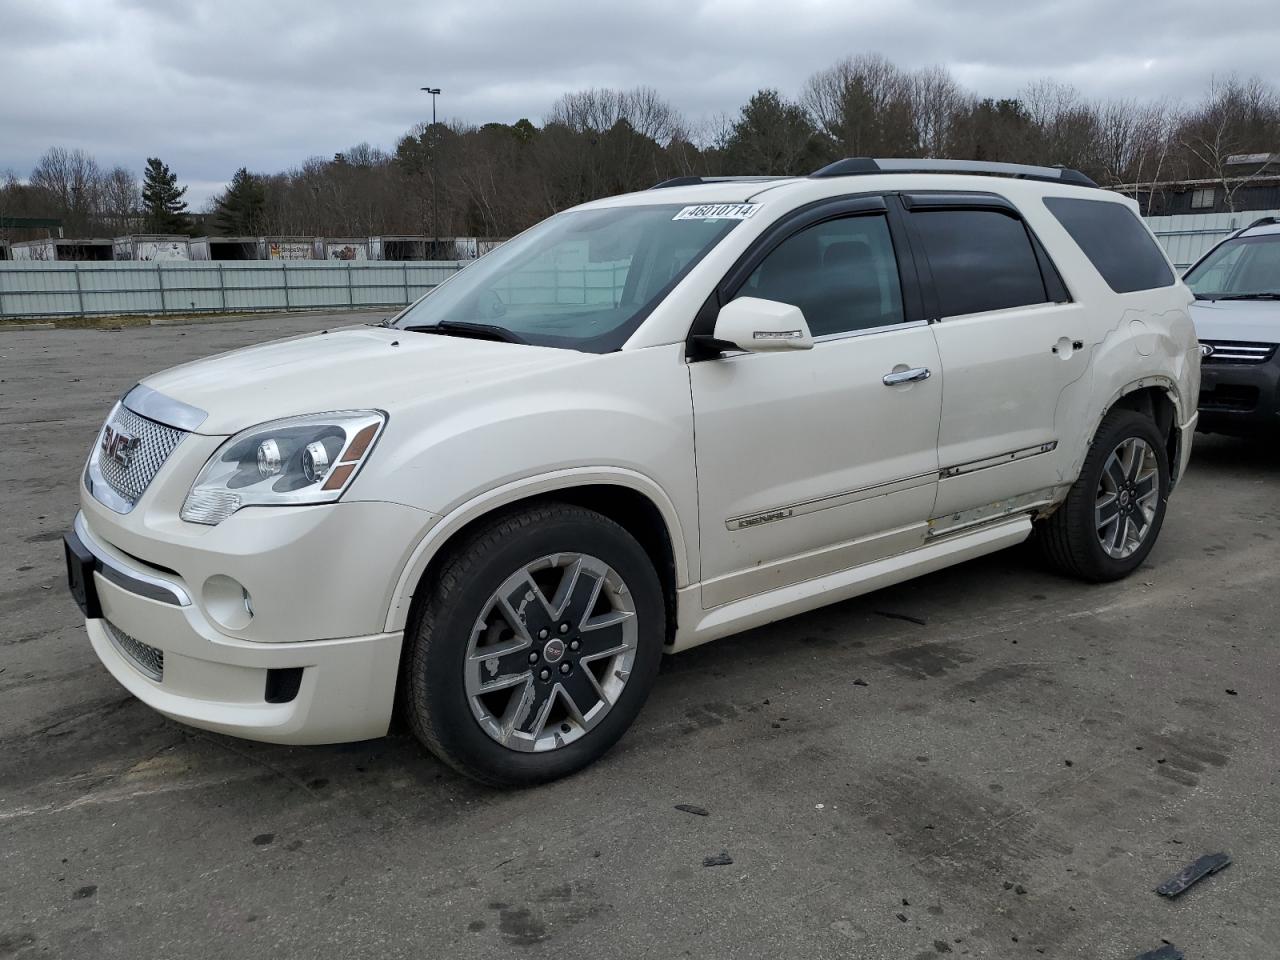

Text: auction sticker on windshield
xmin=672 ymin=203 xmax=760 ymax=221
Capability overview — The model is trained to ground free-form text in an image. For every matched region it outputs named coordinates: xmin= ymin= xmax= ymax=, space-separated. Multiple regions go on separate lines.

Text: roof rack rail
xmin=809 ymin=157 xmax=1099 ymax=188
xmin=1242 ymin=216 xmax=1279 ymax=231
xmin=649 ymin=175 xmax=792 ymax=189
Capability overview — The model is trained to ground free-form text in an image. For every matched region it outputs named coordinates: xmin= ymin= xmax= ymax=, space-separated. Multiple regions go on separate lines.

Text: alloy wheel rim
xmin=1095 ymin=437 xmax=1159 ymax=559
xmin=464 ymin=553 xmax=637 ymax=752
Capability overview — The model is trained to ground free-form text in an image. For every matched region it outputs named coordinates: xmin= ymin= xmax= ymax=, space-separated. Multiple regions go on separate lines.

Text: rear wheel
xmin=403 ymin=503 xmax=664 ymax=787
xmin=1036 ymin=409 xmax=1170 ymax=582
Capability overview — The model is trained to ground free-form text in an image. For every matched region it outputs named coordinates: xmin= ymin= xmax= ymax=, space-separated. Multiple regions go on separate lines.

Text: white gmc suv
xmin=65 ymin=158 xmax=1199 ymax=786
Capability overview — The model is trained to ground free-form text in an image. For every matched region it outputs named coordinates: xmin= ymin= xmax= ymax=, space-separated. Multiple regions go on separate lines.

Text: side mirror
xmin=711 ymin=297 xmax=814 ymax=353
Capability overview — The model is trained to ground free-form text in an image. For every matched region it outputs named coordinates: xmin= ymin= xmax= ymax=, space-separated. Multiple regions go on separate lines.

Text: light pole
xmin=420 ymin=86 xmax=441 ymax=256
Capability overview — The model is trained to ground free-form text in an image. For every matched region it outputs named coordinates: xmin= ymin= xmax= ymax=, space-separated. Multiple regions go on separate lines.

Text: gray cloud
xmin=3 ymin=0 xmax=1277 ymax=206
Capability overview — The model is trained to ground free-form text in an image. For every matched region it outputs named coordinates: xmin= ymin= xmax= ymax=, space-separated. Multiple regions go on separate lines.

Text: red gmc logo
xmin=101 ymin=424 xmax=139 ymax=468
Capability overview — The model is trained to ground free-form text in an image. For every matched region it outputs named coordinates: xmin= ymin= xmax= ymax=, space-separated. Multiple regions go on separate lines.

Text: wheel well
xmin=1110 ymin=386 xmax=1181 ymax=483
xmin=408 ymin=485 xmax=679 ymax=644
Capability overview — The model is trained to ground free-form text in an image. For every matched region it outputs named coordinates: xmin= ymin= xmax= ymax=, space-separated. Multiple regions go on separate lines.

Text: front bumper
xmin=70 ymin=497 xmax=432 ymax=744
xmin=1197 ymin=354 xmax=1280 ymax=437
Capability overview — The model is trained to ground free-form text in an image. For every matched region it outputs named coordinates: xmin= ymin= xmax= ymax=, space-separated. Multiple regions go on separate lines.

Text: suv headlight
xmin=181 ymin=411 xmax=386 ymax=525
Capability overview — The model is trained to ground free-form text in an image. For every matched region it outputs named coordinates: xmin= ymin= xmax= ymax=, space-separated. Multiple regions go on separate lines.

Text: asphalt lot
xmin=1 ymin=310 xmax=1277 ymax=959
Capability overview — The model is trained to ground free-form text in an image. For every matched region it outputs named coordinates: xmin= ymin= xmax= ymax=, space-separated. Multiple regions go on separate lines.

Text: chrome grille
xmin=104 ymin=620 xmax=164 ymax=681
xmin=1200 ymin=340 xmax=1277 ymax=364
xmin=88 ymin=404 xmax=186 ymax=511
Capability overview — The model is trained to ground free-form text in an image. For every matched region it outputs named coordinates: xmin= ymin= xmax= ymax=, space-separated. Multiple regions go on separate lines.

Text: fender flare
xmin=1067 ymin=375 xmax=1186 ymax=482
xmin=382 ymin=466 xmax=691 ymax=633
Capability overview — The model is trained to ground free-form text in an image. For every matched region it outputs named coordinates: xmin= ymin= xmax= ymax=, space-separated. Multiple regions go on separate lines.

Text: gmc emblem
xmin=101 ymin=424 xmax=140 ymax=468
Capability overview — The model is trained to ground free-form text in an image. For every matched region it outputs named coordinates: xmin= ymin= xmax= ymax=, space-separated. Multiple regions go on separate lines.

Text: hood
xmin=1190 ymin=299 xmax=1280 ymax=345
xmin=140 ymin=325 xmax=588 ymax=434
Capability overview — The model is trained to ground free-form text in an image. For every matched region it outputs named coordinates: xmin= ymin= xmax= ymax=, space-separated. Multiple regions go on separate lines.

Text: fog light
xmin=203 ymin=575 xmax=253 ymax=631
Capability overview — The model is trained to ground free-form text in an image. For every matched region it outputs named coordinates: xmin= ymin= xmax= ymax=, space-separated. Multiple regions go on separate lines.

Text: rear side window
xmin=1043 ymin=197 xmax=1174 ymax=293
xmin=910 ymin=209 xmax=1049 ymax=317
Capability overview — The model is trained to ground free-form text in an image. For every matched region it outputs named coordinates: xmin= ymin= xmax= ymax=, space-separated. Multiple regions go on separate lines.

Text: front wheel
xmin=403 ymin=503 xmax=664 ymax=787
xmin=1035 ymin=409 xmax=1170 ymax=582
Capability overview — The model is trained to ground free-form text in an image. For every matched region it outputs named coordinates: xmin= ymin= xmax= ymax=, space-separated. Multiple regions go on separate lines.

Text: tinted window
xmin=735 ymin=215 xmax=905 ymax=336
xmin=1044 ymin=196 xmax=1174 ymax=294
xmin=911 ymin=208 xmax=1049 ymax=317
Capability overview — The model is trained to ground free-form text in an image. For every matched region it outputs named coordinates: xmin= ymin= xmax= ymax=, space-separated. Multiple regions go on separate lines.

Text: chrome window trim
xmin=123 ymin=383 xmax=208 ymax=432
xmin=73 ymin=512 xmax=191 ymax=607
xmin=810 ymin=317 xmax=930 ymax=344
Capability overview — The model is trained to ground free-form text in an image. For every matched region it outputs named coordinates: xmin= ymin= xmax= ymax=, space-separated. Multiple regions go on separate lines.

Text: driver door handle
xmin=882 ymin=367 xmax=931 ymax=386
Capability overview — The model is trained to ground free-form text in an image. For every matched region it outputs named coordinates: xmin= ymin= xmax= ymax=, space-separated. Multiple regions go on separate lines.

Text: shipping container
xmin=321 ymin=238 xmax=369 ymax=261
xmin=113 ymin=235 xmax=191 ymax=261
xmin=10 ymin=238 xmax=114 ymax=261
xmin=260 ymin=237 xmax=320 ymax=261
xmin=189 ymin=236 xmax=259 ymax=261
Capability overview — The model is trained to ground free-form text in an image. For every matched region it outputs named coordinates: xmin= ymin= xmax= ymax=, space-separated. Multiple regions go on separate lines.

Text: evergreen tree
xmin=140 ymin=157 xmax=189 ymax=233
xmin=212 ymin=168 xmax=266 ymax=236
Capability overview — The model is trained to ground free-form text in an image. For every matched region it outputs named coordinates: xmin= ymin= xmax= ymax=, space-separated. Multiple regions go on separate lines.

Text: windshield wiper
xmin=1207 ymin=293 xmax=1280 ymax=301
xmin=400 ymin=321 xmax=527 ymax=344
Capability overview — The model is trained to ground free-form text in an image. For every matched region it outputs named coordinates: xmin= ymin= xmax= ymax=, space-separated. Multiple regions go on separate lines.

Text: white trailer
xmin=189 ymin=237 xmax=259 ymax=260
xmin=370 ymin=236 xmax=429 ymax=260
xmin=260 ymin=237 xmax=320 ymax=261
xmin=321 ymin=238 xmax=369 ymax=261
xmin=11 ymin=238 xmax=114 ymax=261
xmin=113 ymin=235 xmax=191 ymax=261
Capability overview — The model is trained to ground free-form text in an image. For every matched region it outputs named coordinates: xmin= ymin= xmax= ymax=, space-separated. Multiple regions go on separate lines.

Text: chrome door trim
xmin=939 ymin=441 xmax=1058 ymax=479
xmin=725 ymin=470 xmax=937 ymax=531
xmin=123 ymin=383 xmax=208 ymax=432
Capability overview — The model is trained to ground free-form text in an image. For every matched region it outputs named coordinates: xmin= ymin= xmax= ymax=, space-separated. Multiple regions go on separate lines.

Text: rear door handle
xmin=883 ymin=367 xmax=931 ymax=386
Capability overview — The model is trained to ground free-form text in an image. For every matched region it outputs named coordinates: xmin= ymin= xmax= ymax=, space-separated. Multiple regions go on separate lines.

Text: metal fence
xmin=4 ymin=211 xmax=1279 ymax=320
xmin=1145 ymin=209 xmax=1280 ymax=269
xmin=0 ymin=260 xmax=468 ymax=320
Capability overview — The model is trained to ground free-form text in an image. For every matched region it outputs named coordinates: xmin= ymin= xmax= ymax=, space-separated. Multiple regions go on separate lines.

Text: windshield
xmin=392 ymin=203 xmax=748 ymax=351
xmin=1185 ymin=234 xmax=1280 ymax=299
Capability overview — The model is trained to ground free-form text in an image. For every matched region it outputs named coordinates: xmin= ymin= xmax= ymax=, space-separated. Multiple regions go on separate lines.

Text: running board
xmin=672 ymin=515 xmax=1032 ymax=652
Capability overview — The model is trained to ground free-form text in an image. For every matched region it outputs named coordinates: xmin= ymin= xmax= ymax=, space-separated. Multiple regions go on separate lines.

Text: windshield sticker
xmin=672 ymin=203 xmax=760 ymax=221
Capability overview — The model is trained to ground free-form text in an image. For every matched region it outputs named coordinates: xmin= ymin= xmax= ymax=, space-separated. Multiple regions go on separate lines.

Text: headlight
xmin=181 ymin=411 xmax=386 ymax=525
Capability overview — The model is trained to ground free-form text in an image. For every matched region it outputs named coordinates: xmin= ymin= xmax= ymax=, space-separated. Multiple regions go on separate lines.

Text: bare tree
xmin=1178 ymin=75 xmax=1280 ymax=211
xmin=100 ymin=166 xmax=140 ymax=234
xmin=30 ymin=147 xmax=104 ymax=235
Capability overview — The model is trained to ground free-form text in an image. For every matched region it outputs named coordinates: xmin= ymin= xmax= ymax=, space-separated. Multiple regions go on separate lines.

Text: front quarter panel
xmin=353 ymin=342 xmax=699 ymax=605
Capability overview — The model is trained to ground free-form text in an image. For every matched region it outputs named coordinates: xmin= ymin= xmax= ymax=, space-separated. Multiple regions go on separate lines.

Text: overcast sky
xmin=4 ymin=0 xmax=1277 ymax=207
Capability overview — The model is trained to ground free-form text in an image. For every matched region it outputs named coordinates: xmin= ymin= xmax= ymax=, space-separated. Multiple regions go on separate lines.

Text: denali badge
xmin=101 ymin=424 xmax=140 ymax=468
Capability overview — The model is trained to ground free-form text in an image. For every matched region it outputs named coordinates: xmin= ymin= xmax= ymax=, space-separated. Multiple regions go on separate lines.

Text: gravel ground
xmin=1 ymin=312 xmax=1276 ymax=959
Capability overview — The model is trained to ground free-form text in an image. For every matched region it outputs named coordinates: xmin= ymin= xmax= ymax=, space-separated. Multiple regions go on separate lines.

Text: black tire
xmin=1035 ymin=408 xmax=1170 ymax=582
xmin=403 ymin=502 xmax=664 ymax=787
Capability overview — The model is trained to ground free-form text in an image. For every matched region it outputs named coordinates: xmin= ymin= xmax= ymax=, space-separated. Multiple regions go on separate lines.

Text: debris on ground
xmin=853 ymin=678 xmax=869 ymax=687
xmin=1133 ymin=944 xmax=1183 ymax=960
xmin=674 ymin=804 xmax=709 ymax=817
xmin=1155 ymin=852 xmax=1231 ymax=898
xmin=702 ymin=851 xmax=733 ymax=867
xmin=876 ymin=610 xmax=927 ymax=626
